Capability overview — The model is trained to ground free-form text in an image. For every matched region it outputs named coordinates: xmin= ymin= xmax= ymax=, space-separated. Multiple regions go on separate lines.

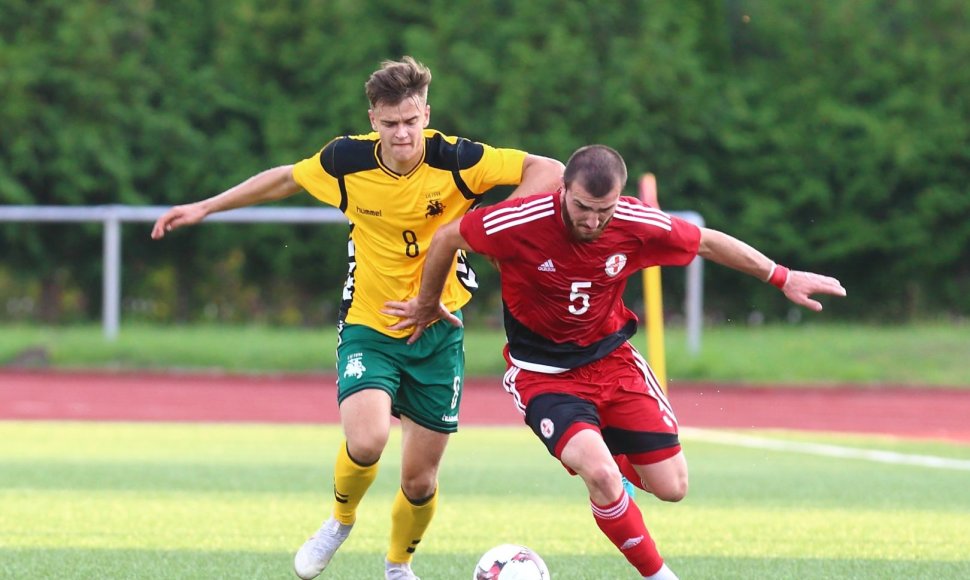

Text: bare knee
xmin=652 ymin=474 xmax=688 ymax=502
xmin=580 ymin=462 xmax=624 ymax=502
xmin=400 ymin=472 xmax=437 ymax=500
xmin=346 ymin=432 xmax=388 ymax=466
xmin=400 ymin=450 xmax=441 ymax=499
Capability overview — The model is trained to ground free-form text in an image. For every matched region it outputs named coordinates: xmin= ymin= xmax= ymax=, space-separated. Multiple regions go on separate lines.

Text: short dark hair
xmin=563 ymin=145 xmax=628 ymax=198
xmin=364 ymin=56 xmax=432 ymax=108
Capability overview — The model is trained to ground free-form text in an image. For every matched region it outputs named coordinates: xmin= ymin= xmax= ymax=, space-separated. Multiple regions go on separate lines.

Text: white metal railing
xmin=0 ymin=205 xmax=704 ymax=353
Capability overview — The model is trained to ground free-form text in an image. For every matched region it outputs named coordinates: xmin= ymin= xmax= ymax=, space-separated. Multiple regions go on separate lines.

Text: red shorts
xmin=502 ymin=342 xmax=680 ymax=465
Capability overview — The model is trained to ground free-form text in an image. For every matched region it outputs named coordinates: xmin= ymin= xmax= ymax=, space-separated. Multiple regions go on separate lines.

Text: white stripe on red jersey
xmin=482 ymin=195 xmax=555 ymax=235
xmin=614 ymin=200 xmax=672 ymax=231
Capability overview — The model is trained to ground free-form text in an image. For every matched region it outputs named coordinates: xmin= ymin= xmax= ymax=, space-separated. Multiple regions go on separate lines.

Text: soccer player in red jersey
xmin=384 ymin=144 xmax=846 ymax=579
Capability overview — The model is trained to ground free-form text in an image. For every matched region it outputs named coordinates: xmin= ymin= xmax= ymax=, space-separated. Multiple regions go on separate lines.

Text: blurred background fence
xmin=0 ymin=206 xmax=708 ymax=352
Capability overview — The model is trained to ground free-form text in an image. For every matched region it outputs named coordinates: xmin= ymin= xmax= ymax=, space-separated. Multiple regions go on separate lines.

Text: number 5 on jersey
xmin=569 ymin=281 xmax=592 ymax=315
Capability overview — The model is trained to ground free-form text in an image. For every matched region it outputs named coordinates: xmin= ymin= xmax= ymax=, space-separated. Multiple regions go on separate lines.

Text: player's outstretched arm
xmin=383 ymin=220 xmax=471 ymax=343
xmin=505 ymin=154 xmax=564 ymax=201
xmin=697 ymin=227 xmax=846 ymax=311
xmin=151 ymin=165 xmax=301 ymax=239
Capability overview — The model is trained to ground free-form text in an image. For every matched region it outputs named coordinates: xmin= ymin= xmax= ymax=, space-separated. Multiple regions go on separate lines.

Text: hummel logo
xmin=538 ymin=259 xmax=556 ymax=272
xmin=334 ymin=487 xmax=350 ymax=504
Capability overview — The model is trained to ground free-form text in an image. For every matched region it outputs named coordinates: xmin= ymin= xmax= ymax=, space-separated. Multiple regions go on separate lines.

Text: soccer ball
xmin=473 ymin=543 xmax=550 ymax=579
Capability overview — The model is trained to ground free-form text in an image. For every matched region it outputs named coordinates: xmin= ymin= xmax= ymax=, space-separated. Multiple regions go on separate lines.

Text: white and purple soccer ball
xmin=473 ymin=544 xmax=551 ymax=580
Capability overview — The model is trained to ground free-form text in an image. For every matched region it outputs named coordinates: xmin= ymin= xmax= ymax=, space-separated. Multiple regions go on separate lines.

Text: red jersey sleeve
xmin=640 ymin=214 xmax=702 ymax=268
xmin=458 ymin=204 xmax=497 ymax=258
xmin=459 ymin=194 xmax=557 ymax=260
xmin=612 ymin=196 xmax=702 ymax=270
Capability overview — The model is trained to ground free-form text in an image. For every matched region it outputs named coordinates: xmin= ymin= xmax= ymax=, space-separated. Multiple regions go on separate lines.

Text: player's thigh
xmin=336 ymin=324 xmax=403 ymax=459
xmin=396 ymin=316 xmax=465 ymax=433
xmin=399 ymin=416 xmax=450 ymax=495
xmin=523 ymin=391 xmax=603 ymax=459
xmin=559 ymin=426 xmax=616 ymax=475
xmin=340 ymin=389 xmax=393 ymax=460
xmin=560 ymin=428 xmax=625 ymax=503
xmin=633 ymin=450 xmax=688 ymax=502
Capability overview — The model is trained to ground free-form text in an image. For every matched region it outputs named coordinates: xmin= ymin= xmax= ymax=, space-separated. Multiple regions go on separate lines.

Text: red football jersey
xmin=460 ymin=192 xmax=701 ymax=372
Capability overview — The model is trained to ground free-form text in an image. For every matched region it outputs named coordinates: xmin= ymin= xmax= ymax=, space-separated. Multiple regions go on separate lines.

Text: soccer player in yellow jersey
xmin=151 ymin=57 xmax=564 ymax=580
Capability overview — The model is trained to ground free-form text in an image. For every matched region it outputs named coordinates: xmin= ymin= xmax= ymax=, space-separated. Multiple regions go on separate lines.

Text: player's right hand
xmin=781 ymin=270 xmax=846 ymax=311
xmin=383 ymin=300 xmax=462 ymax=344
xmin=151 ymin=204 xmax=207 ymax=239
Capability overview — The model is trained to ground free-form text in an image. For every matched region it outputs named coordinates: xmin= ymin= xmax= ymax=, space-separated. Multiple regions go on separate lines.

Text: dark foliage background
xmin=2 ymin=0 xmax=968 ymax=325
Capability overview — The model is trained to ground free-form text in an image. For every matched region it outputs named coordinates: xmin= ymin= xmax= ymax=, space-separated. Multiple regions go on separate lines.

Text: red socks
xmin=591 ymin=492 xmax=664 ymax=576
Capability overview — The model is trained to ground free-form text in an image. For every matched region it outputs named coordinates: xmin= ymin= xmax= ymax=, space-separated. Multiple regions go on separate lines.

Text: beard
xmin=567 ymin=218 xmax=611 ymax=242
xmin=560 ymin=192 xmax=613 ymax=242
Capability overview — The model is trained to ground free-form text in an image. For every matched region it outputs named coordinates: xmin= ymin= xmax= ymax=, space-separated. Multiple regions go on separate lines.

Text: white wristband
xmin=765 ymin=261 xmax=777 ymax=283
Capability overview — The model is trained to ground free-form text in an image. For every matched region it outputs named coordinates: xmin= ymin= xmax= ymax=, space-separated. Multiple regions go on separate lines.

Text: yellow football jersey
xmin=292 ymin=129 xmax=527 ymax=338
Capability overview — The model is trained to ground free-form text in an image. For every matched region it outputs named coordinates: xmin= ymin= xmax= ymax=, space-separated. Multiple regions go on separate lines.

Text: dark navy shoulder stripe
xmin=319 ymin=136 xmax=380 ymax=178
xmin=423 ymin=133 xmax=485 ymax=171
xmin=425 ymin=134 xmax=485 ymax=200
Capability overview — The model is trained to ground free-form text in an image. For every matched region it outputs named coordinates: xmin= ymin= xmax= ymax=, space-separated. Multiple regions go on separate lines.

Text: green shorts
xmin=336 ymin=312 xmax=465 ymax=433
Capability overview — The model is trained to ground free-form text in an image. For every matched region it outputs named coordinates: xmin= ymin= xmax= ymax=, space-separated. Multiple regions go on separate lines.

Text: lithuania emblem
xmin=343 ymin=353 xmax=366 ymax=379
xmin=425 ymin=200 xmax=445 ymax=218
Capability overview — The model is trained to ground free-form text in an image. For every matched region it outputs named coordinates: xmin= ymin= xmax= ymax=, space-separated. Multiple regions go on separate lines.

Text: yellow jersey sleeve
xmin=292 ymin=152 xmax=341 ymax=208
xmin=292 ymin=135 xmax=381 ymax=208
xmin=460 ymin=143 xmax=528 ymax=193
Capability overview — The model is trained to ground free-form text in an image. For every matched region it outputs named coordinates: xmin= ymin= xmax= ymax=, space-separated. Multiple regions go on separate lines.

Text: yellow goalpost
xmin=638 ymin=173 xmax=667 ymax=393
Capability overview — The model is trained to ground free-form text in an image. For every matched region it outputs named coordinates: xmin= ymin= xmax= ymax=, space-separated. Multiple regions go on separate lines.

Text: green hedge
xmin=2 ymin=0 xmax=968 ymax=322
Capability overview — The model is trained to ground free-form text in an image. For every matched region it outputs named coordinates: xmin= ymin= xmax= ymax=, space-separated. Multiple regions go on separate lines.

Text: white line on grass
xmin=681 ymin=428 xmax=970 ymax=471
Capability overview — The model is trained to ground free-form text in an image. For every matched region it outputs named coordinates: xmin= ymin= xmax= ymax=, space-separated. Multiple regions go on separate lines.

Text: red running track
xmin=1 ymin=370 xmax=968 ymax=442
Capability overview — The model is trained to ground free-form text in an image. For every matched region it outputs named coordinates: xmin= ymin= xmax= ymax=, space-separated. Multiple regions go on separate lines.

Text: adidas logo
xmin=619 ymin=535 xmax=644 ymax=551
xmin=538 ymin=259 xmax=556 ymax=272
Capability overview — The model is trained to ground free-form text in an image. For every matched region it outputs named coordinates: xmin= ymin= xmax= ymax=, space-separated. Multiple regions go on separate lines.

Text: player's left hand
xmin=782 ymin=270 xmax=846 ymax=311
xmin=383 ymin=300 xmax=462 ymax=344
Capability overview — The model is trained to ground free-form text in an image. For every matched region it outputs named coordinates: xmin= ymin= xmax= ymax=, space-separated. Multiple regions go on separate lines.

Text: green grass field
xmin=2 ymin=422 xmax=968 ymax=579
xmin=1 ymin=322 xmax=968 ymax=386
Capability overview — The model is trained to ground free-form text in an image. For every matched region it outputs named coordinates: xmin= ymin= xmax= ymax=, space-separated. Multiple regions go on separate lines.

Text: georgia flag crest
xmin=605 ymin=253 xmax=627 ymax=277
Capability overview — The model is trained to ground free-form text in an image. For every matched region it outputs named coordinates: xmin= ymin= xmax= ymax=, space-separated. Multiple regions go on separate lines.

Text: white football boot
xmin=293 ymin=516 xmax=353 ymax=579
xmin=384 ymin=559 xmax=421 ymax=580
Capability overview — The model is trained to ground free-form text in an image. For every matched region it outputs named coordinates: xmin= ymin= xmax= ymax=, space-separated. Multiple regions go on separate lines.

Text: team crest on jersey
xmin=343 ymin=353 xmax=366 ymax=379
xmin=540 ymin=418 xmax=555 ymax=438
xmin=605 ymin=253 xmax=628 ymax=277
xmin=425 ymin=199 xmax=445 ymax=218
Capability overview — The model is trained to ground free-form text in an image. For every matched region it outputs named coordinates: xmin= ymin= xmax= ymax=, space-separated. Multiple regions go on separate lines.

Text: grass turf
xmin=1 ymin=422 xmax=968 ymax=579
xmin=1 ymin=322 xmax=969 ymax=386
